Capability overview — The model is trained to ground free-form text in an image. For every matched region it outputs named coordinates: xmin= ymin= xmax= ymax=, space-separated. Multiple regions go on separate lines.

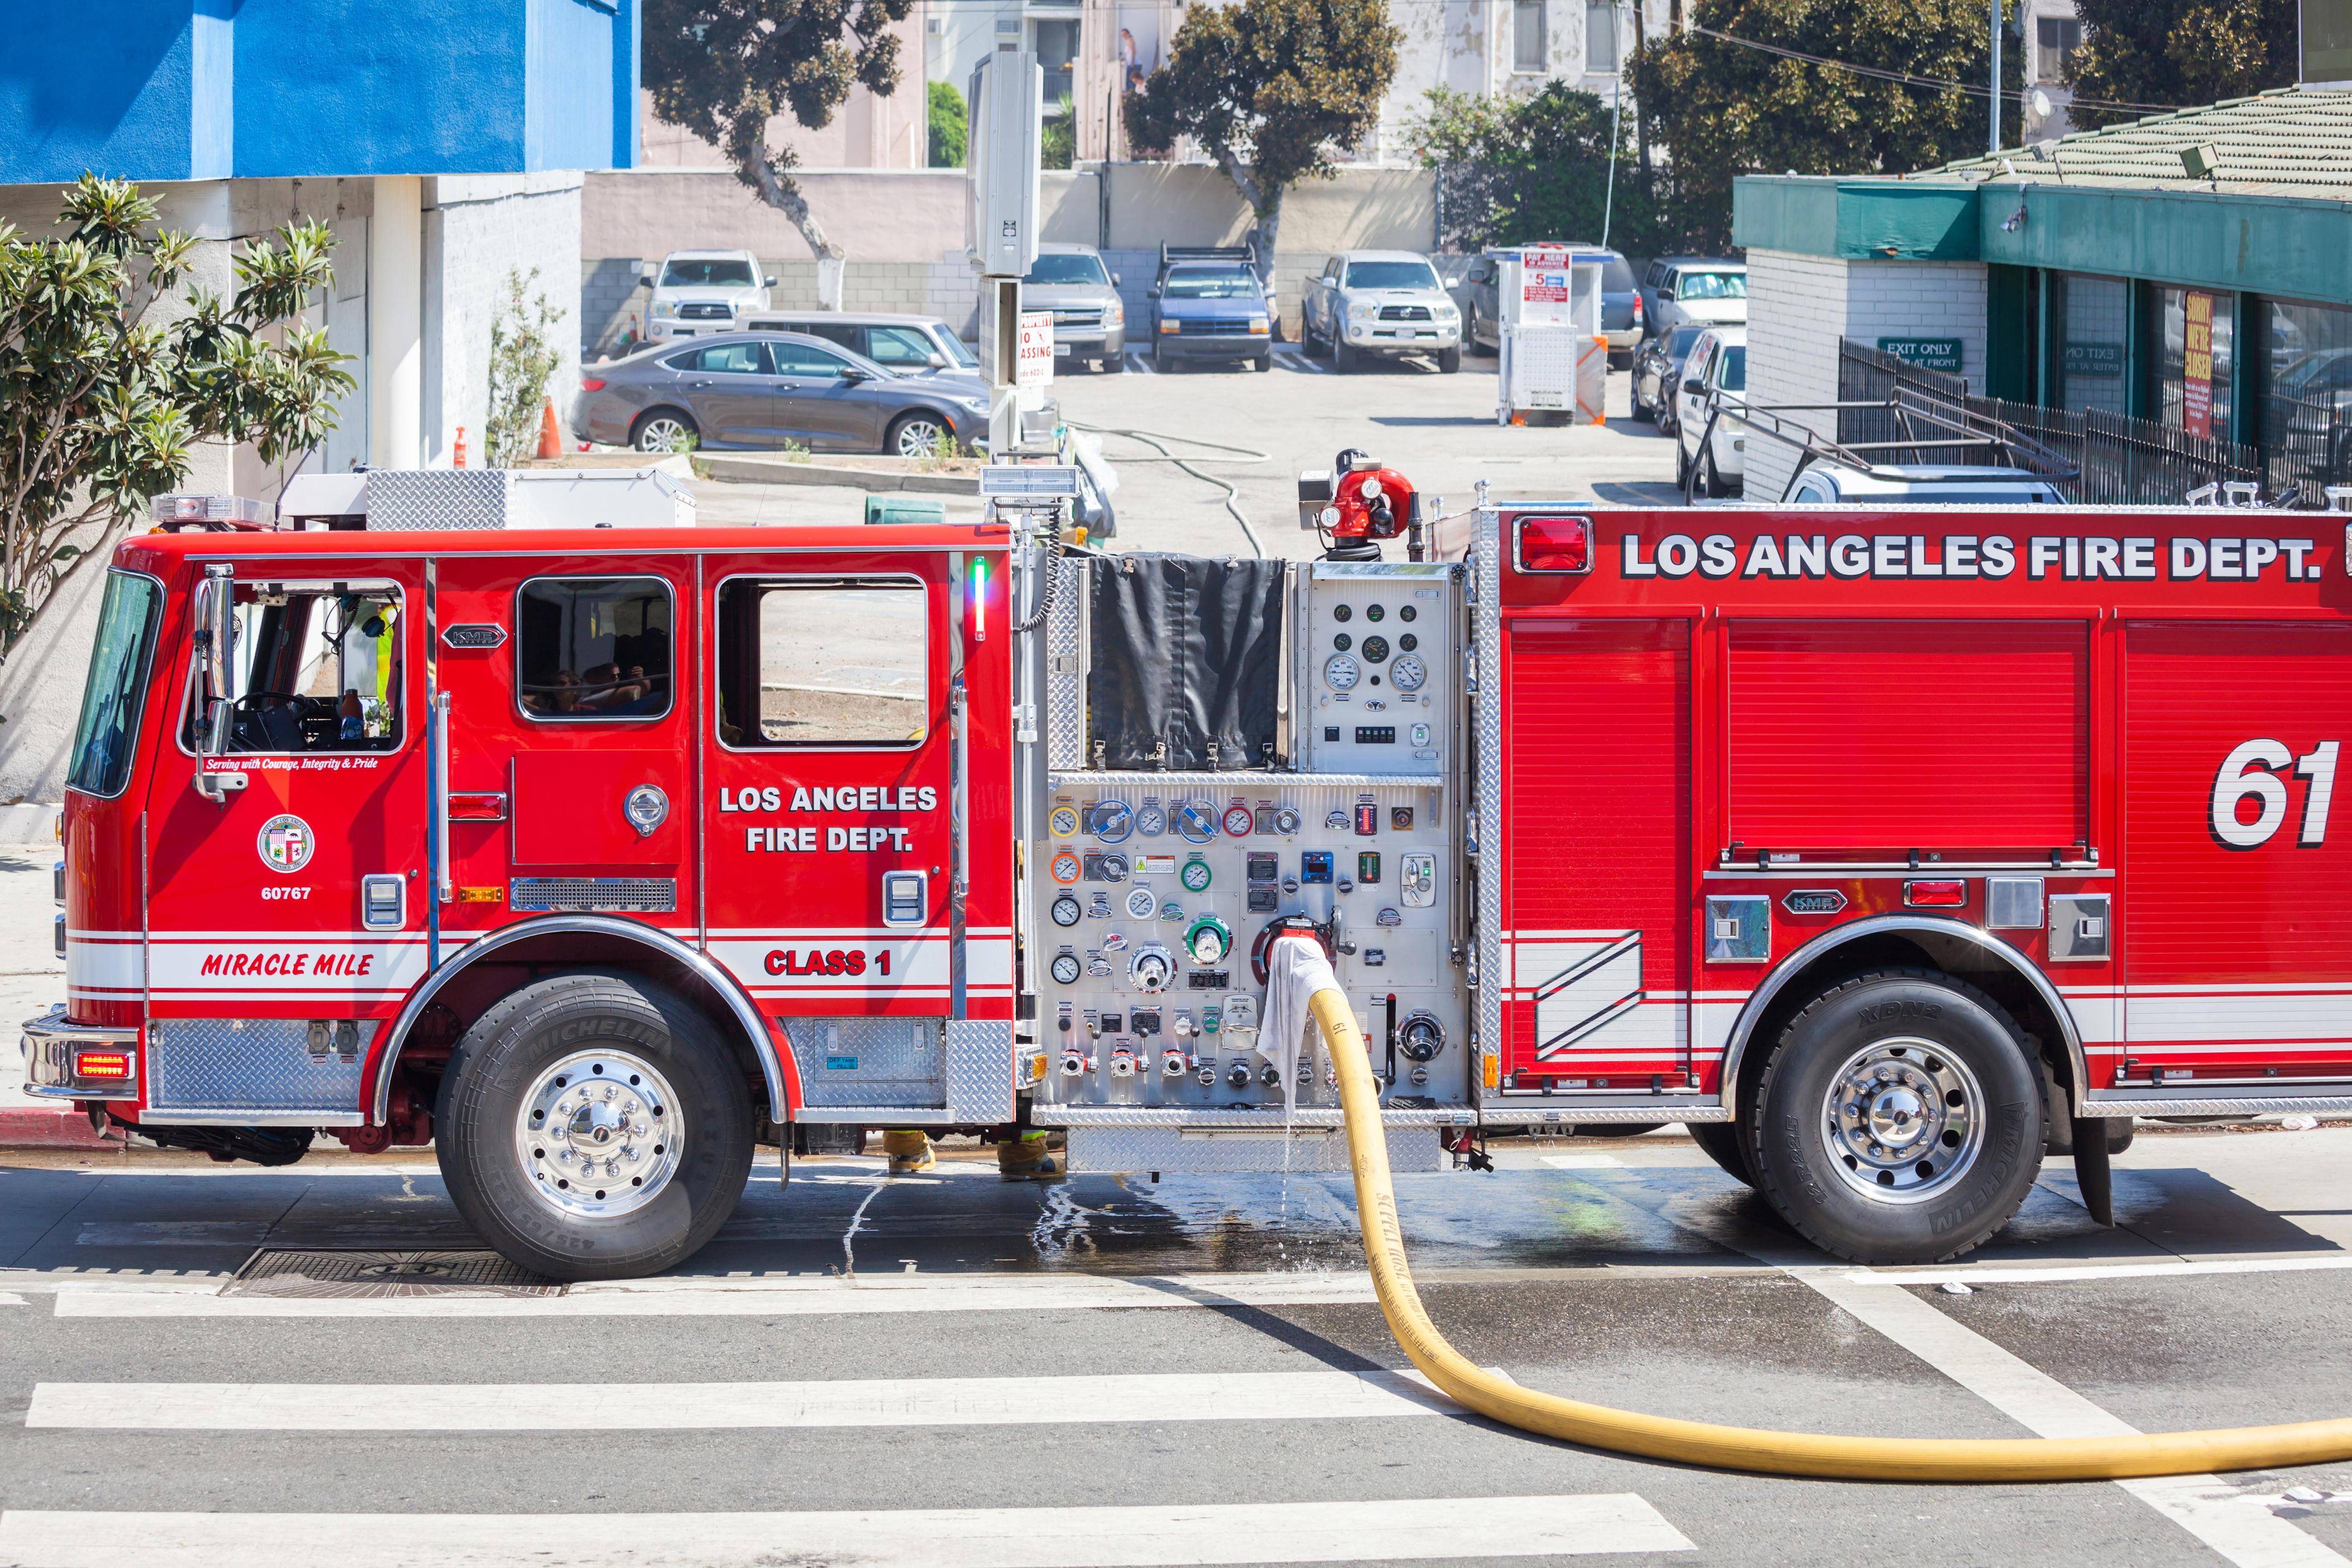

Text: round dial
xmin=1365 ymin=603 xmax=1385 ymax=622
xmin=1184 ymin=914 xmax=1232 ymax=965
xmin=1130 ymin=946 xmax=1173 ymax=993
xmin=1136 ymin=804 xmax=1166 ymax=837
xmin=1399 ymin=633 xmax=1418 ymax=652
xmin=1324 ymin=654 xmax=1362 ymax=692
xmin=1049 ymin=805 xmax=1079 ymax=838
xmin=1126 ymin=886 xmax=1158 ymax=920
xmin=1361 ymin=635 xmax=1390 ymax=664
xmin=1272 ymin=806 xmax=1301 ymax=837
xmin=1098 ymin=852 xmax=1130 ymax=882
xmin=1222 ymin=803 xmax=1255 ymax=837
xmin=1399 ymin=604 xmax=1418 ymax=622
xmin=1050 ymin=951 xmax=1082 ymax=985
xmin=1050 ymin=851 xmax=1081 ymax=885
xmin=1332 ymin=632 xmax=1352 ymax=653
xmin=1180 ymin=857 xmax=1213 ymax=892
xmin=1092 ymin=800 xmax=1134 ymax=843
xmin=1050 ymin=894 xmax=1083 ymax=927
xmin=1176 ymin=802 xmax=1217 ymax=843
xmin=1332 ymin=603 xmax=1353 ymax=623
xmin=1389 ymin=654 xmax=1428 ymax=692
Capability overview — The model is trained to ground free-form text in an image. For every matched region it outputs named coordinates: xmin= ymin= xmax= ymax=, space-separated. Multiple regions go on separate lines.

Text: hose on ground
xmin=1312 ymin=984 xmax=2352 ymax=1482
xmin=1068 ymin=423 xmax=1268 ymax=560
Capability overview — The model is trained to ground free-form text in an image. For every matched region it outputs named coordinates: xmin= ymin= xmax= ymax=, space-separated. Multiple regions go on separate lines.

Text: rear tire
xmin=631 ymin=409 xmax=698 ymax=454
xmin=1687 ymin=1120 xmax=1756 ymax=1187
xmin=1748 ymin=969 xmax=2045 ymax=1265
xmin=434 ymin=972 xmax=754 ymax=1282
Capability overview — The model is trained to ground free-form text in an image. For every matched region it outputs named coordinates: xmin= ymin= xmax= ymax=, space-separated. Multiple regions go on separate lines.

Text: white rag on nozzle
xmin=1259 ymin=933 xmax=1343 ymax=1117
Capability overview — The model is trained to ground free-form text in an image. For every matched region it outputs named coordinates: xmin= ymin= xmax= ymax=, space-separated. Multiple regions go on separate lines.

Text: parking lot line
xmin=0 ymin=1495 xmax=1695 ymax=1567
xmin=1849 ymin=1255 xmax=2352 ymax=1287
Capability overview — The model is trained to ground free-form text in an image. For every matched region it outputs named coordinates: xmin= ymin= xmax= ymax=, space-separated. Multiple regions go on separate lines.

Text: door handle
xmin=431 ymin=692 xmax=452 ymax=904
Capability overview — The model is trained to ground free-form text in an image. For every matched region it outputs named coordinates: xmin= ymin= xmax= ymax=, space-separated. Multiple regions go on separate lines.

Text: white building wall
xmin=422 ymin=173 xmax=585 ymax=467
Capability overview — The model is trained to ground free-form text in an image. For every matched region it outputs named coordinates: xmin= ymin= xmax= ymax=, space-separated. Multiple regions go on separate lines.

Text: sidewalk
xmin=1 ymin=824 xmax=105 ymax=1147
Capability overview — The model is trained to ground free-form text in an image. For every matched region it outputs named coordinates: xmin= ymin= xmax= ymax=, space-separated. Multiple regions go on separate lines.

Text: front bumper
xmin=1054 ymin=328 xmax=1126 ymax=358
xmin=21 ymin=1005 xmax=140 ymax=1102
xmin=1344 ymin=321 xmax=1460 ymax=355
xmin=1156 ymin=333 xmax=1268 ymax=358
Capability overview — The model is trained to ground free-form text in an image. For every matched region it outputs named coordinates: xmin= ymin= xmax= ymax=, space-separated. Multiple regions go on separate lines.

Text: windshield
xmin=67 ymin=572 xmax=162 ymax=797
xmin=1669 ymin=324 xmax=1706 ymax=358
xmin=1163 ymin=266 xmax=1261 ymax=300
xmin=1678 ymin=270 xmax=1748 ymax=300
xmin=1720 ymin=346 xmax=1747 ymax=391
xmin=1025 ymin=253 xmax=1110 ymax=286
xmin=659 ymin=258 xmax=755 ymax=289
xmin=1345 ymin=261 xmax=1441 ymax=291
xmin=938 ymin=332 xmax=978 ymax=369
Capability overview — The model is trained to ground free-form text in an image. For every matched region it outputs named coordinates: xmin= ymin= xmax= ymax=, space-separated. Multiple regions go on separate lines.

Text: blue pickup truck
xmin=1146 ymin=244 xmax=1273 ymax=371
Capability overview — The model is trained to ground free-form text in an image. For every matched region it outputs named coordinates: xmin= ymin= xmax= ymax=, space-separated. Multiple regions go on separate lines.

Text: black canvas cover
xmin=1088 ymin=554 xmax=1286 ymax=769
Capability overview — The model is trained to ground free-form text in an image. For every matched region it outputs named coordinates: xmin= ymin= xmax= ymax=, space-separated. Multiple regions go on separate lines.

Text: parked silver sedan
xmin=573 ymin=332 xmax=991 ymax=456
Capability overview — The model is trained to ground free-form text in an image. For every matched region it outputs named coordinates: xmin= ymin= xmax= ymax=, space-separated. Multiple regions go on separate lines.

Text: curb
xmin=0 ymin=1107 xmax=110 ymax=1150
xmin=696 ymin=455 xmax=980 ymax=495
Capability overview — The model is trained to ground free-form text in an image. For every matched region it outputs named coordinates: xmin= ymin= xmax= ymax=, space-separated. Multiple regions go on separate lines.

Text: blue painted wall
xmin=0 ymin=0 xmax=636 ymax=184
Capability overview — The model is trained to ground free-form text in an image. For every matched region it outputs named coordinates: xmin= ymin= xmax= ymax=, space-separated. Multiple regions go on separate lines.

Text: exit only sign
xmin=1879 ymin=336 xmax=1963 ymax=372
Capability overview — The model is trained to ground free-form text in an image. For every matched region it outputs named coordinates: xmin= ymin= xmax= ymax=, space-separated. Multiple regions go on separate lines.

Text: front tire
xmin=888 ymin=412 xmax=951 ymax=457
xmin=434 ymin=972 xmax=754 ymax=1282
xmin=1437 ymin=344 xmax=1462 ymax=374
xmin=1334 ymin=338 xmax=1359 ymax=373
xmin=1749 ymin=969 xmax=2045 ymax=1265
xmin=1252 ymin=353 xmax=1272 ymax=372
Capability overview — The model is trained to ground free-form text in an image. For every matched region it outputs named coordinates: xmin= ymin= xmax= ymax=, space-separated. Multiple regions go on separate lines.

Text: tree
xmin=1408 ymin=83 xmax=1670 ymax=256
xmin=484 ymin=268 xmax=566 ymax=469
xmin=1125 ymin=0 xmax=1402 ymax=266
xmin=927 ymin=79 xmax=967 ymax=168
xmin=645 ymin=0 xmax=915 ymax=310
xmin=0 ymin=175 xmax=352 ymax=653
xmin=1629 ymin=0 xmax=2022 ymax=250
xmin=2063 ymin=0 xmax=2295 ymax=129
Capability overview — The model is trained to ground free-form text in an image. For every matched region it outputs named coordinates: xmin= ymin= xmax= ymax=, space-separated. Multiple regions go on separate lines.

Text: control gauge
xmin=1180 ymin=857 xmax=1213 ymax=893
xmin=1126 ymin=886 xmax=1158 ymax=920
xmin=1360 ymin=635 xmax=1390 ymax=664
xmin=1050 ymin=950 xmax=1082 ymax=985
xmin=1050 ymin=851 xmax=1082 ymax=885
xmin=1050 ymin=894 xmax=1083 ymax=927
xmin=1388 ymin=653 xmax=1428 ymax=692
xmin=1136 ymin=802 xmax=1166 ymax=837
xmin=1324 ymin=653 xmax=1362 ymax=692
xmin=1049 ymin=805 xmax=1079 ymax=838
xmin=1222 ymin=802 xmax=1257 ymax=837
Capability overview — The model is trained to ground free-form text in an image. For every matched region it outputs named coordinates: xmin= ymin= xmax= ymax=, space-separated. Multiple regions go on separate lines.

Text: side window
xmin=771 ymin=339 xmax=853 ymax=377
xmin=691 ymin=342 xmax=769 ymax=375
xmin=182 ymin=582 xmax=406 ymax=754
xmin=786 ymin=322 xmax=861 ymax=353
xmin=516 ymin=577 xmax=674 ymax=722
xmin=716 ymin=577 xmax=928 ymax=748
xmin=866 ymin=325 xmax=939 ymax=368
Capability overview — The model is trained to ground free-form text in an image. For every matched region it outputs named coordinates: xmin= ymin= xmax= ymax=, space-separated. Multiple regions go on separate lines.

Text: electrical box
xmin=967 ymin=51 xmax=1042 ymax=280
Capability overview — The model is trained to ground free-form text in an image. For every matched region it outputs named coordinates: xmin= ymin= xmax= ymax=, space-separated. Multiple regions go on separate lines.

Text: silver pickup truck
xmin=1298 ymin=250 xmax=1462 ymax=373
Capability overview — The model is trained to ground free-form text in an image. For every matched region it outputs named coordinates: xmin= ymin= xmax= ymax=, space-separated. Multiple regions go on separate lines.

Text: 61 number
xmin=2212 ymin=739 xmax=2339 ymax=848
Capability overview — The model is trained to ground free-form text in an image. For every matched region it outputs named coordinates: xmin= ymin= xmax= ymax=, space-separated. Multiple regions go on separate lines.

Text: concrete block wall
xmin=1843 ymin=260 xmax=1990 ymax=393
xmin=582 ymin=256 xmax=646 ymax=354
xmin=421 ymin=173 xmax=585 ymax=469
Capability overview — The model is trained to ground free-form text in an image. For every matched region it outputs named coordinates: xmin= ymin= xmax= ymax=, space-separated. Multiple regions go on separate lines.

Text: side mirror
xmin=641 ymin=266 xmax=659 ymax=286
xmin=927 ymin=351 xmax=948 ymax=369
xmin=191 ymin=566 xmax=245 ymax=800
xmin=839 ymin=367 xmax=872 ymax=382
xmin=1112 ymin=272 xmax=1122 ymax=286
xmin=1146 ymin=286 xmax=1160 ymax=299
xmin=1682 ymin=377 xmax=1706 ymax=396
xmin=764 ymin=276 xmax=778 ymax=287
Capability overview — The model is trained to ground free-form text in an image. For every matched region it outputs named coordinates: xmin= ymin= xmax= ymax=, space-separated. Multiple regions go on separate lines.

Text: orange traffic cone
xmin=454 ymin=426 xmax=467 ymax=468
xmin=537 ymin=396 xmax=561 ymax=460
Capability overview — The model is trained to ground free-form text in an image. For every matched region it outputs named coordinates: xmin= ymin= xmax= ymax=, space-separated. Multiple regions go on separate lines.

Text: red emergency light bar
xmin=1514 ymin=516 xmax=1593 ymax=574
xmin=1904 ymin=880 xmax=1968 ymax=908
xmin=75 ymin=1050 xmax=134 ymax=1080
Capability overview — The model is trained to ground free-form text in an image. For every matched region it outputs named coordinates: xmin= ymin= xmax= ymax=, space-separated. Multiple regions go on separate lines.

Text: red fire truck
xmin=26 ymin=468 xmax=2352 ymax=1277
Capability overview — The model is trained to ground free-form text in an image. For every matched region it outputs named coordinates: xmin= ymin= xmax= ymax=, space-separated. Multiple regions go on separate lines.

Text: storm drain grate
xmin=224 ymin=1249 xmax=565 ymax=1299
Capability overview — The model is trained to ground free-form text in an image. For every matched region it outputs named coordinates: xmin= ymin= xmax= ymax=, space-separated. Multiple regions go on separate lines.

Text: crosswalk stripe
xmin=54 ymin=1270 xmax=1383 ymax=1320
xmin=28 ymin=1367 xmax=1487 ymax=1431
xmin=0 ymin=1495 xmax=1695 ymax=1566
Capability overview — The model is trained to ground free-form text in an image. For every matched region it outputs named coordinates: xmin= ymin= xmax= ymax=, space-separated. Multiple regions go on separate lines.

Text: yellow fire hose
xmin=1311 ymin=985 xmax=2352 ymax=1482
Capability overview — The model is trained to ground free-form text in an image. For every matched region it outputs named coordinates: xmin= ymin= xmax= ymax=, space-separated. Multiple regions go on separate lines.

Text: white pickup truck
xmin=1298 ymin=251 xmax=1462 ymax=374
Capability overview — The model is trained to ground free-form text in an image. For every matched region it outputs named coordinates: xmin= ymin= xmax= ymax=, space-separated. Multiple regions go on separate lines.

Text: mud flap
xmin=2070 ymin=1117 xmax=2114 ymax=1226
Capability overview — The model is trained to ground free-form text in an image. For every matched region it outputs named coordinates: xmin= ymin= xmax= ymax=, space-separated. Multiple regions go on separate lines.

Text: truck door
xmin=698 ymin=548 xmax=994 ymax=1114
xmin=434 ymin=555 xmax=698 ymax=950
xmin=141 ymin=562 xmax=429 ymax=1115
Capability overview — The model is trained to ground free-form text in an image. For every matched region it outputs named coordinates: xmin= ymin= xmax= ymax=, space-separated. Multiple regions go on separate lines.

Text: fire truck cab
xmin=28 ymin=470 xmax=2352 ymax=1277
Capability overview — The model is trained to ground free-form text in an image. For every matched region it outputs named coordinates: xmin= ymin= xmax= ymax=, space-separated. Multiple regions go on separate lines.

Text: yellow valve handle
xmin=1311 ymin=985 xmax=2352 ymax=1482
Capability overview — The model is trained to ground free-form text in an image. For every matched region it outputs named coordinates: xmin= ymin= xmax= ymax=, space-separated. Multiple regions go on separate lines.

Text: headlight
xmin=1106 ymin=303 xmax=1123 ymax=325
xmin=1347 ymin=299 xmax=1378 ymax=322
xmin=652 ymin=301 xmax=675 ymax=317
xmin=1248 ymin=317 xmax=1269 ymax=334
xmin=1435 ymin=302 xmax=1460 ymax=319
xmin=957 ymin=396 xmax=988 ymax=414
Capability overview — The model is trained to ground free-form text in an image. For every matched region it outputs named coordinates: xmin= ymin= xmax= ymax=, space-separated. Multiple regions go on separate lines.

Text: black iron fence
xmin=1837 ymin=339 xmax=2272 ymax=507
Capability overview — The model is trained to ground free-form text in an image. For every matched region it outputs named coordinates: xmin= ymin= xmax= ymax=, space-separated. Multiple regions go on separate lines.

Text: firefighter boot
xmin=883 ymin=1130 xmax=937 ymax=1174
xmin=997 ymin=1130 xmax=1062 ymax=1180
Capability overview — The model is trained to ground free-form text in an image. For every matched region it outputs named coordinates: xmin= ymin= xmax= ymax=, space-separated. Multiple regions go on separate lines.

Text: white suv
xmin=645 ymin=250 xmax=774 ymax=342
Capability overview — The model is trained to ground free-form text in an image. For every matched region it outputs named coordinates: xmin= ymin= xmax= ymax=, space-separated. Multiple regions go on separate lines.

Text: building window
xmin=1586 ymin=0 xmax=1617 ymax=73
xmin=2153 ymin=285 xmax=2233 ymax=440
xmin=2035 ymin=17 xmax=2082 ymax=84
xmin=2052 ymin=272 xmax=2128 ymax=417
xmin=2256 ymin=297 xmax=2352 ymax=492
xmin=1513 ymin=0 xmax=1546 ymax=72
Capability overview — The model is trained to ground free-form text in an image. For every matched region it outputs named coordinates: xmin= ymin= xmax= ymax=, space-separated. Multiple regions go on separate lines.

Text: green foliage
xmin=1409 ymin=83 xmax=1672 ymax=254
xmin=484 ymin=268 xmax=566 ymax=469
xmin=1042 ymin=94 xmax=1077 ymax=172
xmin=1628 ymin=0 xmax=2023 ymax=249
xmin=1125 ymin=0 xmax=1401 ymax=221
xmin=2063 ymin=0 xmax=2296 ymax=128
xmin=927 ymin=79 xmax=967 ymax=168
xmin=0 ymin=174 xmax=353 ymax=651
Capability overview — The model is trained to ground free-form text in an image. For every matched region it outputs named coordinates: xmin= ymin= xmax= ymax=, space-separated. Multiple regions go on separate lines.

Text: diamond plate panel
xmin=1482 ymin=1103 xmax=1727 ymax=1125
xmin=783 ymin=1017 xmax=944 ymax=1108
xmin=1045 ymin=555 xmax=1088 ymax=769
xmin=149 ymin=1018 xmax=376 ymax=1113
xmin=944 ymin=1019 xmax=1015 ymax=1121
xmin=1033 ymin=1106 xmax=1468 ymax=1128
xmin=364 ymin=468 xmax=515 ymax=530
xmin=1473 ymin=512 xmax=1503 ymax=1108
xmin=2082 ymin=1095 xmax=2352 ymax=1116
xmin=1065 ymin=1123 xmax=1443 ymax=1174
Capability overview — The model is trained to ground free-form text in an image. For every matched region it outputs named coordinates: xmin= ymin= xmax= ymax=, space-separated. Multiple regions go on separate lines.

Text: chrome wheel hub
xmin=1823 ymin=1038 xmax=1983 ymax=1205
xmin=516 ymin=1049 xmax=682 ymax=1218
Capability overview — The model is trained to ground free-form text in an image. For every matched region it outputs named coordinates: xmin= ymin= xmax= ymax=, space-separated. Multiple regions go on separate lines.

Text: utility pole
xmin=1989 ymin=0 xmax=2001 ymax=154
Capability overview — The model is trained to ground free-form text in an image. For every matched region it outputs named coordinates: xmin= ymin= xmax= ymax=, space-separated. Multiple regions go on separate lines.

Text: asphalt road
xmin=4 ymin=1123 xmax=2351 ymax=1567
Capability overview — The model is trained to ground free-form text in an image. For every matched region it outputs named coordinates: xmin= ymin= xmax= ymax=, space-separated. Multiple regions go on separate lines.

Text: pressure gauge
xmin=1050 ymin=950 xmax=1082 ymax=985
xmin=1136 ymin=802 xmax=1166 ymax=837
xmin=1222 ymin=802 xmax=1256 ymax=837
xmin=1180 ymin=856 xmax=1213 ymax=893
xmin=1324 ymin=653 xmax=1362 ymax=692
xmin=1050 ymin=851 xmax=1081 ymax=885
xmin=1184 ymin=913 xmax=1233 ymax=965
xmin=1389 ymin=653 xmax=1428 ymax=692
xmin=1049 ymin=805 xmax=1079 ymax=838
xmin=1126 ymin=886 xmax=1158 ymax=920
xmin=1333 ymin=632 xmax=1352 ymax=653
xmin=1090 ymin=800 xmax=1134 ymax=843
xmin=1176 ymin=802 xmax=1217 ymax=843
xmin=1361 ymin=635 xmax=1390 ymax=664
xmin=1050 ymin=894 xmax=1083 ymax=927
xmin=1130 ymin=945 xmax=1174 ymax=993
xmin=1272 ymin=806 xmax=1301 ymax=837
